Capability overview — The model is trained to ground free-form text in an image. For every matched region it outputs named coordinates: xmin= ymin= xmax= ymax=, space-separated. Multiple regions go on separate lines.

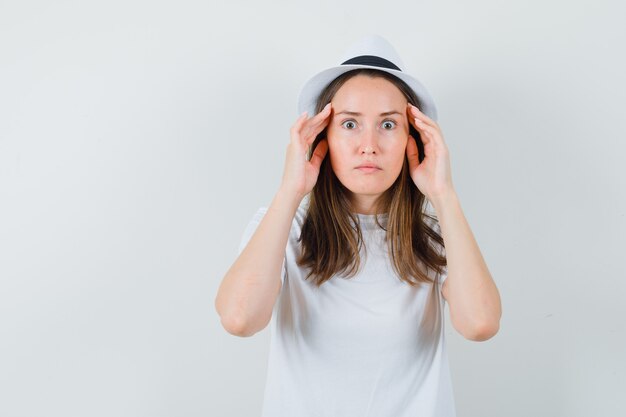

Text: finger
xmin=407 ymin=111 xmax=440 ymax=147
xmin=302 ymin=102 xmax=332 ymax=135
xmin=411 ymin=115 xmax=428 ymax=131
xmin=291 ymin=112 xmax=308 ymax=134
xmin=302 ymin=103 xmax=333 ymax=144
xmin=407 ymin=103 xmax=436 ymax=127
xmin=406 ymin=135 xmax=420 ymax=171
xmin=315 ymin=102 xmax=332 ymax=119
xmin=409 ymin=113 xmax=447 ymax=151
xmin=407 ymin=114 xmax=432 ymax=146
xmin=303 ymin=102 xmax=331 ymax=128
xmin=406 ymin=104 xmax=429 ymax=134
xmin=290 ymin=112 xmax=310 ymax=143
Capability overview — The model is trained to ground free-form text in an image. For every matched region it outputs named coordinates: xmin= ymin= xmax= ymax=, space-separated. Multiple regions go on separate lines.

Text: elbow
xmin=215 ymin=286 xmax=249 ymax=337
xmin=219 ymin=314 xmax=256 ymax=338
xmin=214 ymin=277 xmax=275 ymax=338
xmin=451 ymin=307 xmax=501 ymax=342
xmin=215 ymin=297 xmax=254 ymax=337
xmin=466 ymin=320 xmax=500 ymax=342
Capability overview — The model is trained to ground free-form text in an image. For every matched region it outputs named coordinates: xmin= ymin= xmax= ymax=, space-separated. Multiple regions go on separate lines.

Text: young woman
xmin=215 ymin=35 xmax=502 ymax=417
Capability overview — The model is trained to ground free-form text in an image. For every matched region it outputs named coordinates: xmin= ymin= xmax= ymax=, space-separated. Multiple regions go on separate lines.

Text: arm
xmin=432 ymin=191 xmax=502 ymax=342
xmin=405 ymin=102 xmax=501 ymax=342
xmin=216 ymin=103 xmax=331 ymax=337
xmin=215 ymin=186 xmax=301 ymax=337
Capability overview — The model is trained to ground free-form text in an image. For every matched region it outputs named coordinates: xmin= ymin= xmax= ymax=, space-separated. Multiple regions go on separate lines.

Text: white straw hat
xmin=297 ymin=34 xmax=438 ymax=121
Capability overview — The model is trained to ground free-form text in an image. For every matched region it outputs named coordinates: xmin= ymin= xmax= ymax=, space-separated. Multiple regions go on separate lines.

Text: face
xmin=326 ymin=74 xmax=409 ymax=214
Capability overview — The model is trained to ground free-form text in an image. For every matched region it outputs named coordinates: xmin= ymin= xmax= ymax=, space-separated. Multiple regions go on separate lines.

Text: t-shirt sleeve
xmin=238 ymin=207 xmax=288 ymax=285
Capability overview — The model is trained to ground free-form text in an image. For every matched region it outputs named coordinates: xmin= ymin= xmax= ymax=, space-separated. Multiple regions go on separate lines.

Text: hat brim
xmin=297 ymin=64 xmax=438 ymax=121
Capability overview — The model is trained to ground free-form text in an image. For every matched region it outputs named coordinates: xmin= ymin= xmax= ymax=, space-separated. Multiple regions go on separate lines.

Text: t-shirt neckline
xmin=353 ymin=212 xmax=389 ymax=230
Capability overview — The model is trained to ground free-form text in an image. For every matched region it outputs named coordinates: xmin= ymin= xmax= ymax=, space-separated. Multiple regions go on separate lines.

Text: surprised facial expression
xmin=326 ymin=74 xmax=409 ymax=209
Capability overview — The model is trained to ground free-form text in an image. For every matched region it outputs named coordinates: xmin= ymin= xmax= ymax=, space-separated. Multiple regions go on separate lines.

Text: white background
xmin=1 ymin=1 xmax=624 ymax=416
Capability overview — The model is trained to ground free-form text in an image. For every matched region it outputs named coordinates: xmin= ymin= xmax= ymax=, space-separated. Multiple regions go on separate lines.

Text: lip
xmin=356 ymin=164 xmax=381 ymax=173
xmin=355 ymin=163 xmax=381 ymax=169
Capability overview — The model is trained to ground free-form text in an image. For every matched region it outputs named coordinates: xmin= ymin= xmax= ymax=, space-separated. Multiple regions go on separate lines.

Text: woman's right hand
xmin=280 ymin=102 xmax=332 ymax=200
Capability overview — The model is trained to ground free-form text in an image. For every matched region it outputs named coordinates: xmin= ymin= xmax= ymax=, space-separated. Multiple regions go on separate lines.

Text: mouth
xmin=355 ymin=164 xmax=381 ymax=173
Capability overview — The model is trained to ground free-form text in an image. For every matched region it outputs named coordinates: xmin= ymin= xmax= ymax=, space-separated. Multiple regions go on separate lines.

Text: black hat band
xmin=340 ymin=55 xmax=401 ymax=71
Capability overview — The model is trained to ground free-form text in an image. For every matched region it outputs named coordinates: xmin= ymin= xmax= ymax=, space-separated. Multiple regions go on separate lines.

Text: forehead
xmin=332 ymin=75 xmax=407 ymax=108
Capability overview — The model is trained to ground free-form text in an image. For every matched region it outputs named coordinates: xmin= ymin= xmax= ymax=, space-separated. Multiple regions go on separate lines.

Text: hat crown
xmin=339 ymin=34 xmax=405 ymax=71
xmin=297 ymin=34 xmax=438 ymax=121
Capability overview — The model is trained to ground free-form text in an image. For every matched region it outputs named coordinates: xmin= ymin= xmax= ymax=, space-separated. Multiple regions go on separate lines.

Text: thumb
xmin=309 ymin=139 xmax=328 ymax=170
xmin=406 ymin=135 xmax=419 ymax=171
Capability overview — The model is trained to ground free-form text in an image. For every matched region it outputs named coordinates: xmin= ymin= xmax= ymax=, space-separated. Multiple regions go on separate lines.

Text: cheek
xmin=326 ymin=145 xmax=354 ymax=177
xmin=391 ymin=138 xmax=409 ymax=167
xmin=326 ymin=135 xmax=349 ymax=161
xmin=328 ymin=147 xmax=347 ymax=172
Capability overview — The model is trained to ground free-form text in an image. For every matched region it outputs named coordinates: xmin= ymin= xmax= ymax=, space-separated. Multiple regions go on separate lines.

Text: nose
xmin=359 ymin=128 xmax=379 ymax=155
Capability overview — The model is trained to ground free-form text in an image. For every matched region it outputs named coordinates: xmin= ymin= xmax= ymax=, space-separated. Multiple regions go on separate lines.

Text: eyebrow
xmin=334 ymin=110 xmax=403 ymax=117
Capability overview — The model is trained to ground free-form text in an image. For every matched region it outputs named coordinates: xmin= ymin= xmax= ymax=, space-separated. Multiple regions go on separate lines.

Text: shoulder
xmin=238 ymin=200 xmax=307 ymax=255
xmin=245 ymin=197 xmax=309 ymax=233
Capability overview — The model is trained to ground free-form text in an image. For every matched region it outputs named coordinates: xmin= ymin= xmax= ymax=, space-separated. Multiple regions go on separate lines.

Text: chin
xmin=342 ymin=180 xmax=392 ymax=196
xmin=334 ymin=168 xmax=397 ymax=193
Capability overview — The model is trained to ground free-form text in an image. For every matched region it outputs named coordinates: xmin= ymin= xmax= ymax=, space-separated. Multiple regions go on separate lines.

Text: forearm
xmin=431 ymin=191 xmax=502 ymax=340
xmin=215 ymin=186 xmax=302 ymax=336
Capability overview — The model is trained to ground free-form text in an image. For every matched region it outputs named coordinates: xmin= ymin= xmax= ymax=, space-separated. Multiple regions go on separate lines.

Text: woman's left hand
xmin=405 ymin=103 xmax=455 ymax=201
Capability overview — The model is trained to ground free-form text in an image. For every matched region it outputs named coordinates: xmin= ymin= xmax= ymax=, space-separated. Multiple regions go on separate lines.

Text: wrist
xmin=429 ymin=188 xmax=459 ymax=212
xmin=277 ymin=184 xmax=306 ymax=209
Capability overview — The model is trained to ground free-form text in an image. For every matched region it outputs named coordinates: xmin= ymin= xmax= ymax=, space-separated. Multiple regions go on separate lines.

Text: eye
xmin=382 ymin=120 xmax=397 ymax=130
xmin=341 ymin=120 xmax=357 ymax=130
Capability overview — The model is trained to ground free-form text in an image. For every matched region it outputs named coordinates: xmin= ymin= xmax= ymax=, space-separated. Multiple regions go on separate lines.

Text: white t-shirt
xmin=237 ymin=197 xmax=457 ymax=417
